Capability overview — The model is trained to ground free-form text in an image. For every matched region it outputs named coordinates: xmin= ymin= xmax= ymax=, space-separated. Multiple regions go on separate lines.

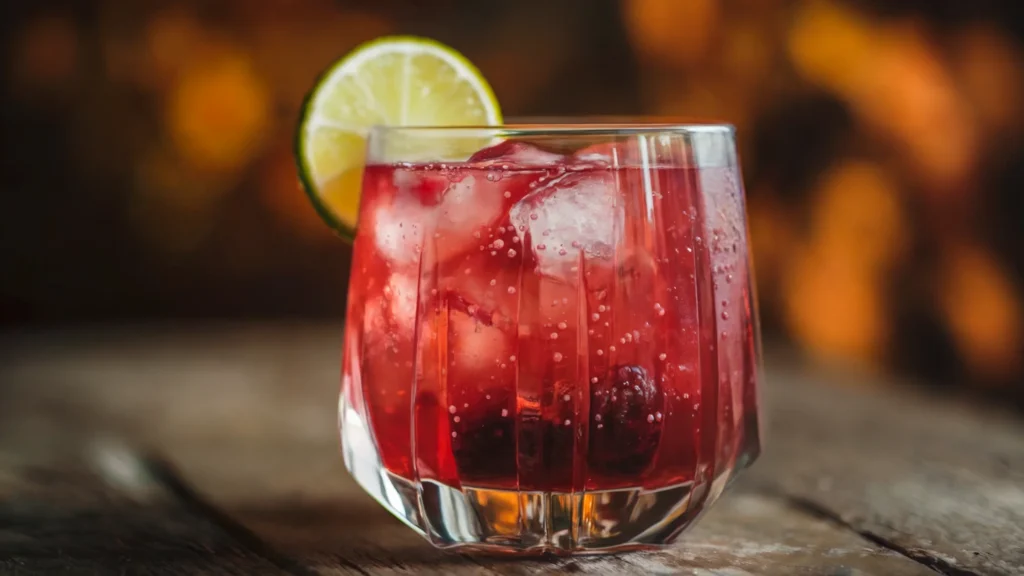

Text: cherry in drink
xmin=341 ymin=126 xmax=761 ymax=553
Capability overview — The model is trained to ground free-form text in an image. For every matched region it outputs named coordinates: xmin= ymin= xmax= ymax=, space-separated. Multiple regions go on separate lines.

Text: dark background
xmin=3 ymin=0 xmax=1023 ymax=406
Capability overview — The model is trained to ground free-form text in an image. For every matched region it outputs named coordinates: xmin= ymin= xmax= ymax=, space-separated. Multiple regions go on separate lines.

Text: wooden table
xmin=1 ymin=325 xmax=1022 ymax=575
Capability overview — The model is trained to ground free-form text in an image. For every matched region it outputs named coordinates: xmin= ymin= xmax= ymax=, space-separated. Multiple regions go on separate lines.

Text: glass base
xmin=342 ymin=401 xmax=705 ymax=554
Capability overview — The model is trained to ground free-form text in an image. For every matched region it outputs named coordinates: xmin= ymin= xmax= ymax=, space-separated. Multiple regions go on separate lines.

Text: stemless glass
xmin=340 ymin=124 xmax=762 ymax=554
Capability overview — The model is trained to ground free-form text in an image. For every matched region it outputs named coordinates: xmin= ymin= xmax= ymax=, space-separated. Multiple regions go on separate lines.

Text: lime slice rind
xmin=295 ymin=36 xmax=503 ymax=239
xmin=294 ymin=130 xmax=355 ymax=238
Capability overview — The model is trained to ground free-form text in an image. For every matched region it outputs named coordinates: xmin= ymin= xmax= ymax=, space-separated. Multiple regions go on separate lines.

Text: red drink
xmin=340 ymin=128 xmax=761 ymax=552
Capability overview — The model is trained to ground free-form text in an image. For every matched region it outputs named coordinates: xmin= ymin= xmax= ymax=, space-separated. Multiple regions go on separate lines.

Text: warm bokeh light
xmin=789 ymin=3 xmax=978 ymax=191
xmin=781 ymin=160 xmax=907 ymax=365
xmin=955 ymin=26 xmax=1024 ymax=134
xmin=622 ymin=0 xmax=719 ymax=68
xmin=788 ymin=1 xmax=875 ymax=97
xmin=166 ymin=44 xmax=270 ymax=173
xmin=809 ymin=161 xmax=907 ymax=273
xmin=939 ymin=245 xmax=1024 ymax=383
xmin=860 ymin=25 xmax=977 ymax=191
xmin=784 ymin=243 xmax=888 ymax=365
xmin=3 ymin=0 xmax=1023 ymax=401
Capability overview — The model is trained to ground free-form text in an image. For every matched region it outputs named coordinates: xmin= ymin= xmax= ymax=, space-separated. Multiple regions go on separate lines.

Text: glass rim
xmin=369 ymin=122 xmax=735 ymax=138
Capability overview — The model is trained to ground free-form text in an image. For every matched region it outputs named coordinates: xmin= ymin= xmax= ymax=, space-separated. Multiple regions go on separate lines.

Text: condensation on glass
xmin=340 ymin=124 xmax=762 ymax=554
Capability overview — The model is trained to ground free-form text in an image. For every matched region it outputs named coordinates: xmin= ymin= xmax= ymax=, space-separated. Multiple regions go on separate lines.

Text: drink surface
xmin=342 ymin=141 xmax=760 ymax=496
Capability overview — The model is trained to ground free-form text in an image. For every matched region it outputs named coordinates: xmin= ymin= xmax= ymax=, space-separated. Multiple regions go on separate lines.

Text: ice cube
xmin=374 ymin=173 xmax=506 ymax=268
xmin=448 ymin=308 xmax=510 ymax=374
xmin=363 ymin=273 xmax=419 ymax=341
xmin=439 ymin=239 xmax=522 ymax=331
xmin=394 ymin=168 xmax=447 ymax=206
xmin=469 ymin=140 xmax=565 ymax=167
xmin=509 ymin=171 xmax=623 ymax=281
xmin=432 ymin=174 xmax=506 ymax=263
xmin=385 ymin=273 xmax=419 ymax=325
xmin=374 ymin=142 xmax=564 ymax=270
xmin=372 ymin=200 xmax=430 ymax=269
xmin=437 ymin=174 xmax=502 ymax=233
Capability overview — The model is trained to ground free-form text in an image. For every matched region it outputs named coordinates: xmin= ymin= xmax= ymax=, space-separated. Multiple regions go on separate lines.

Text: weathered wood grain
xmin=0 ymin=388 xmax=289 ymax=574
xmin=1 ymin=325 xmax=1022 ymax=575
xmin=752 ymin=361 xmax=1024 ymax=576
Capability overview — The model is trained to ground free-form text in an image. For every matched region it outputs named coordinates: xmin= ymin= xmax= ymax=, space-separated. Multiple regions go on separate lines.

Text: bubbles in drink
xmin=345 ymin=143 xmax=759 ymax=524
xmin=510 ymin=171 xmax=624 ymax=281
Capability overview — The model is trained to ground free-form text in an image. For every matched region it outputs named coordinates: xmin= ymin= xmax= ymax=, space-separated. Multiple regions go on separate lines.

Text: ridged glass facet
xmin=340 ymin=125 xmax=762 ymax=554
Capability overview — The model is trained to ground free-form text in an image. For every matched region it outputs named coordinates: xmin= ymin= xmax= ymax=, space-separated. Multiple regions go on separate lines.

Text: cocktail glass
xmin=340 ymin=124 xmax=762 ymax=554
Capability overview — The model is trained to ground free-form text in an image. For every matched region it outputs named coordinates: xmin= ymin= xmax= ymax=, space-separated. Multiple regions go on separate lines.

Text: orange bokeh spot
xmin=623 ymin=0 xmax=719 ymax=68
xmin=789 ymin=4 xmax=978 ymax=191
xmin=784 ymin=243 xmax=888 ymax=365
xmin=955 ymin=26 xmax=1024 ymax=133
xmin=166 ymin=45 xmax=270 ymax=173
xmin=939 ymin=245 xmax=1023 ymax=383
xmin=809 ymin=161 xmax=907 ymax=273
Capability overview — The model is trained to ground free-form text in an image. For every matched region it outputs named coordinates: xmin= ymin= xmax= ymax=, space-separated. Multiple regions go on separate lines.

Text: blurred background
xmin=2 ymin=0 xmax=1022 ymax=407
